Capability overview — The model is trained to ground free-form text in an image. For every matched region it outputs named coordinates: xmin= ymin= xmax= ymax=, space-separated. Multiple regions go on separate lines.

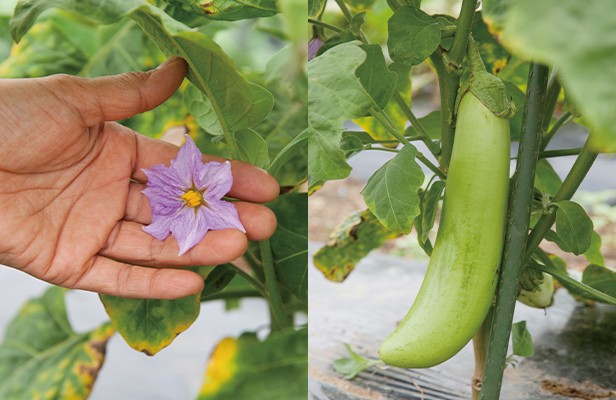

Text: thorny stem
xmin=260 ymin=239 xmax=292 ymax=331
xmin=480 ymin=63 xmax=550 ymax=400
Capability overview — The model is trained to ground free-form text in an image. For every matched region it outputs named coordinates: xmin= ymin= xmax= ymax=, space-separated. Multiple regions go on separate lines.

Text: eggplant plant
xmin=310 ymin=0 xmax=616 ymax=398
xmin=0 ymin=0 xmax=307 ymax=399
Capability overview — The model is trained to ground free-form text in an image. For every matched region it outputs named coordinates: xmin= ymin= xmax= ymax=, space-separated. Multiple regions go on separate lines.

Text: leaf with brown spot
xmin=100 ymin=293 xmax=200 ymax=355
xmin=0 ymin=287 xmax=114 ymax=399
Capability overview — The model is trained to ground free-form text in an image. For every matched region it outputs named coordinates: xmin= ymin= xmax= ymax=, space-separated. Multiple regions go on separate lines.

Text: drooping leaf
xmin=501 ymin=0 xmax=616 ymax=152
xmin=584 ymin=231 xmax=605 ymax=267
xmin=530 ymin=260 xmax=616 ymax=305
xmin=534 ymin=159 xmax=562 ymax=196
xmin=11 ymin=0 xmax=274 ymax=138
xmin=198 ymin=328 xmax=307 ymax=400
xmin=0 ymin=287 xmax=114 ymax=399
xmin=200 ymin=264 xmax=238 ymax=301
xmin=511 ymin=321 xmax=535 ymax=357
xmin=362 ymin=144 xmax=424 ymax=234
xmin=308 ymin=41 xmax=374 ymax=181
xmin=404 ymin=110 xmax=441 ymax=139
xmin=99 ymin=294 xmax=200 ymax=355
xmin=268 ymin=193 xmax=308 ymax=305
xmin=480 ymin=0 xmax=509 ymax=39
xmin=555 ymin=200 xmax=593 ymax=255
xmin=332 ymin=343 xmax=381 ymax=380
xmin=235 ymin=128 xmax=270 ymax=169
xmin=582 ymin=265 xmax=616 ymax=300
xmin=419 ymin=179 xmax=445 ymax=243
xmin=387 ymin=5 xmax=440 ymax=65
xmin=355 ymin=44 xmax=397 ymax=110
xmin=160 ymin=0 xmax=277 ymax=21
xmin=313 ymin=209 xmax=400 ymax=282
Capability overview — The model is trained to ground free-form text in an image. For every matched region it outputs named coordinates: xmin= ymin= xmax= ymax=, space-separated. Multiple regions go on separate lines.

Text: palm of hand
xmin=0 ymin=61 xmax=278 ymax=299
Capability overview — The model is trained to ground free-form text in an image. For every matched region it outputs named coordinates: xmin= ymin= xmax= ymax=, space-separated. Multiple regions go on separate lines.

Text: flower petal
xmin=171 ymin=208 xmax=210 ymax=256
xmin=198 ymin=161 xmax=233 ymax=200
xmin=200 ymin=199 xmax=246 ymax=233
xmin=143 ymin=213 xmax=175 ymax=241
xmin=142 ymin=164 xmax=184 ymax=193
xmin=171 ymin=135 xmax=203 ymax=189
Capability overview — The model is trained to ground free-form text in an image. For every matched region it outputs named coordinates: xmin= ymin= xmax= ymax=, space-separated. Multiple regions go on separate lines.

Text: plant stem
xmin=540 ymin=111 xmax=573 ymax=152
xmin=542 ymin=73 xmax=561 ymax=133
xmin=447 ymin=0 xmax=478 ymax=66
xmin=540 ymin=147 xmax=582 ymax=158
xmin=259 ymin=239 xmax=292 ymax=331
xmin=480 ymin=63 xmax=550 ymax=400
xmin=441 ymin=25 xmax=457 ymax=38
xmin=393 ymin=92 xmax=440 ymax=157
xmin=417 ymin=153 xmax=447 ymax=180
xmin=334 ymin=0 xmax=354 ymax=22
xmin=364 ymin=146 xmax=399 ymax=153
xmin=308 ymin=18 xmax=343 ymax=33
xmin=525 ymin=139 xmax=598 ymax=260
xmin=472 ymin=308 xmax=494 ymax=400
xmin=202 ymin=290 xmax=263 ymax=302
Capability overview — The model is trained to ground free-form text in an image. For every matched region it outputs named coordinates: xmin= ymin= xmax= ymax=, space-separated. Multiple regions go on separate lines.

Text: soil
xmin=541 ymin=379 xmax=616 ymax=399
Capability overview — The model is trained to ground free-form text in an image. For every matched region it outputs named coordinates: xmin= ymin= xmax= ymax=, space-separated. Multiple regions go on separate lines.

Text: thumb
xmin=48 ymin=57 xmax=187 ymax=126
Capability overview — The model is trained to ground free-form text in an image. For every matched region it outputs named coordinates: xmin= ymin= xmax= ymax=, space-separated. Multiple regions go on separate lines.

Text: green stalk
xmin=472 ymin=308 xmax=494 ymax=400
xmin=540 ymin=111 xmax=573 ymax=152
xmin=259 ymin=239 xmax=292 ymax=331
xmin=539 ymin=147 xmax=582 ymax=158
xmin=480 ymin=63 xmax=550 ymax=399
xmin=447 ymin=0 xmax=478 ymax=66
xmin=334 ymin=0 xmax=354 ymax=22
xmin=393 ymin=92 xmax=440 ymax=157
xmin=308 ymin=18 xmax=344 ymax=33
xmin=525 ymin=140 xmax=598 ymax=259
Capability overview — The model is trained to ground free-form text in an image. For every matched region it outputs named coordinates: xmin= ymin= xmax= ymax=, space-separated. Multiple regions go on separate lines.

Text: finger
xmin=47 ymin=57 xmax=187 ymax=126
xmin=125 ymin=183 xmax=277 ymax=240
xmin=99 ymin=221 xmax=248 ymax=266
xmin=131 ymin=134 xmax=280 ymax=203
xmin=72 ymin=256 xmax=204 ymax=299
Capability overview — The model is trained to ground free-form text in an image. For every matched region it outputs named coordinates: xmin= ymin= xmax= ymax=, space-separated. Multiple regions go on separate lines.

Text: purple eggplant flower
xmin=141 ymin=135 xmax=245 ymax=256
xmin=308 ymin=38 xmax=324 ymax=60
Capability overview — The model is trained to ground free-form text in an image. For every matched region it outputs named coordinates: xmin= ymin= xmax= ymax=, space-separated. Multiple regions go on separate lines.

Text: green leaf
xmin=362 ymin=144 xmax=424 ymax=234
xmin=582 ymin=265 xmax=616 ymax=300
xmin=308 ymin=0 xmax=325 ymax=18
xmin=332 ymin=343 xmax=380 ymax=380
xmin=504 ymin=81 xmax=526 ymax=141
xmin=471 ymin=11 xmax=509 ymax=75
xmin=511 ymin=321 xmax=535 ymax=357
xmin=313 ymin=209 xmax=399 ymax=282
xmin=166 ymin=0 xmax=278 ymax=21
xmin=555 ymin=200 xmax=593 ymax=255
xmin=0 ymin=287 xmax=114 ymax=399
xmin=356 ymin=44 xmax=397 ymax=110
xmin=268 ymin=193 xmax=308 ymax=305
xmin=530 ymin=260 xmax=616 ymax=306
xmin=419 ymin=180 xmax=445 ymax=243
xmin=99 ymin=294 xmax=200 ymax=355
xmin=387 ymin=5 xmax=441 ymax=65
xmin=268 ymin=129 xmax=308 ymax=185
xmin=0 ymin=17 xmax=13 ymax=63
xmin=480 ymin=0 xmax=509 ymax=38
xmin=584 ymin=231 xmax=605 ymax=267
xmin=501 ymin=0 xmax=616 ymax=152
xmin=200 ymin=264 xmax=238 ymax=301
xmin=235 ymin=128 xmax=270 ymax=169
xmin=0 ymin=15 xmax=88 ymax=78
xmin=198 ymin=328 xmax=307 ymax=400
xmin=308 ymin=41 xmax=373 ymax=181
xmin=10 ymin=0 xmax=274 ymax=138
xmin=534 ymin=159 xmax=562 ymax=196
xmin=404 ymin=110 xmax=441 ymax=139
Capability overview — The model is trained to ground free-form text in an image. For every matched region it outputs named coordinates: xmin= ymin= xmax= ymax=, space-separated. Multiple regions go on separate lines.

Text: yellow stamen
xmin=181 ymin=189 xmax=203 ymax=208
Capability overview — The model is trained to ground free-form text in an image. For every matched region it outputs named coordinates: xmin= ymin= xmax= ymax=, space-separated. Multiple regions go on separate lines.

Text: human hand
xmin=0 ymin=58 xmax=279 ymax=299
